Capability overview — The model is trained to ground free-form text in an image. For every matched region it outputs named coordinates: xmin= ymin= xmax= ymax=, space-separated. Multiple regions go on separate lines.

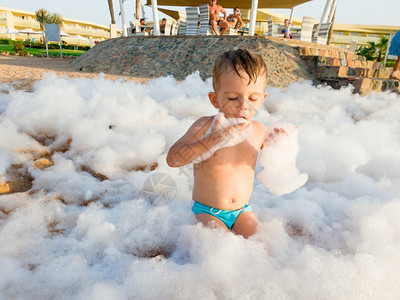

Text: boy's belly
xmin=192 ymin=165 xmax=255 ymax=210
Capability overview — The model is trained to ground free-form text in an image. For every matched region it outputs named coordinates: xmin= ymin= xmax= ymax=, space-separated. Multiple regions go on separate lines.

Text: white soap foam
xmin=0 ymin=73 xmax=399 ymax=298
xmin=257 ymin=123 xmax=308 ymax=195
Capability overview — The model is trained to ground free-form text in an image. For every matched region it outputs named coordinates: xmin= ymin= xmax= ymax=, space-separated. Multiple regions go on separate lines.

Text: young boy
xmin=167 ymin=49 xmax=279 ymax=238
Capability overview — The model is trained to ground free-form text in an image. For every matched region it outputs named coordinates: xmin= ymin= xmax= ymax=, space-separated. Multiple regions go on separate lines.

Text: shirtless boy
xmin=208 ymin=0 xmax=230 ymax=35
xmin=167 ymin=49 xmax=282 ymax=238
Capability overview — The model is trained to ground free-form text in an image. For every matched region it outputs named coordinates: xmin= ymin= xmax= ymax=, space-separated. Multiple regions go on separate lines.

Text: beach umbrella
xmin=1 ymin=28 xmax=19 ymax=34
xmin=74 ymin=35 xmax=88 ymax=46
xmin=146 ymin=0 xmax=311 ymax=35
xmin=74 ymin=35 xmax=88 ymax=41
xmin=18 ymin=28 xmax=43 ymax=38
xmin=157 ymin=7 xmax=180 ymax=20
xmin=60 ymin=30 xmax=71 ymax=37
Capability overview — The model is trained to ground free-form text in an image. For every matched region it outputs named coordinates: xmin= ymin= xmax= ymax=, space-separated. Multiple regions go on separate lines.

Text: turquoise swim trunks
xmin=192 ymin=201 xmax=252 ymax=229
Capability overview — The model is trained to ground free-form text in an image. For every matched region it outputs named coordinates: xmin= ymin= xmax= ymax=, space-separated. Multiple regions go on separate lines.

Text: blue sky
xmin=2 ymin=0 xmax=399 ymax=28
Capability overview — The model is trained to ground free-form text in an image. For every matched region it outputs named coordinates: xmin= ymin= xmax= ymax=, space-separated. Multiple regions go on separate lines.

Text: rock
xmin=34 ymin=158 xmax=54 ymax=169
xmin=0 ymin=183 xmax=11 ymax=194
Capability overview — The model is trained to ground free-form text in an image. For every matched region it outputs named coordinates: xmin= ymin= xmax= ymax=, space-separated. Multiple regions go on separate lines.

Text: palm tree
xmin=35 ymin=9 xmax=64 ymax=43
xmin=108 ymin=0 xmax=116 ymax=24
xmin=356 ymin=41 xmax=377 ymax=61
xmin=50 ymin=13 xmax=63 ymax=25
xmin=356 ymin=37 xmax=389 ymax=62
xmin=35 ymin=8 xmax=50 ymax=31
xmin=35 ymin=8 xmax=50 ymax=43
xmin=375 ymin=36 xmax=389 ymax=62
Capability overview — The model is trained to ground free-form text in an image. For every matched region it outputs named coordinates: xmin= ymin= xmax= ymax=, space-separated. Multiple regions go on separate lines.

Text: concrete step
xmin=351 ymin=78 xmax=400 ymax=95
xmin=317 ymin=77 xmax=400 ymax=95
xmin=301 ymin=55 xmax=385 ymax=69
xmin=295 ymin=46 xmax=365 ymax=61
xmin=313 ymin=66 xmax=393 ymax=79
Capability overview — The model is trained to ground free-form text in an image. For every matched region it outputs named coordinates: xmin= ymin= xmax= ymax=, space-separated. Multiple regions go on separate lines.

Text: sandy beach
xmin=0 ymin=54 xmax=149 ymax=92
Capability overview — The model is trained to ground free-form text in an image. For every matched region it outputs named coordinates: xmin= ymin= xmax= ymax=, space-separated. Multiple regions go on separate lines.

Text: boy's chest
xmin=212 ymin=139 xmax=260 ymax=166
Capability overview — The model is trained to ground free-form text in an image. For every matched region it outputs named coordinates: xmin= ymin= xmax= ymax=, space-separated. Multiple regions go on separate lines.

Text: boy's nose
xmin=237 ymin=98 xmax=248 ymax=110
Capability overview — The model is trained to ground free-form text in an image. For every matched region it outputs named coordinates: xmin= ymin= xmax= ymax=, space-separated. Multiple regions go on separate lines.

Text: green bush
xmin=22 ymin=41 xmax=45 ymax=49
xmin=13 ymin=42 xmax=28 ymax=56
xmin=0 ymin=39 xmax=14 ymax=45
xmin=80 ymin=46 xmax=91 ymax=51
xmin=386 ymin=60 xmax=395 ymax=68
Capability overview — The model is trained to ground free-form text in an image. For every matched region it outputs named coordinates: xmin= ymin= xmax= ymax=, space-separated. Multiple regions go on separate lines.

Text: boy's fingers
xmin=237 ymin=122 xmax=250 ymax=129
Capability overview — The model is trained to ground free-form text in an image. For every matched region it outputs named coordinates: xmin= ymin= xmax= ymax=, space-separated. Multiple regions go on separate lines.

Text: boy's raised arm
xmin=167 ymin=117 xmax=214 ymax=167
xmin=167 ymin=115 xmax=253 ymax=167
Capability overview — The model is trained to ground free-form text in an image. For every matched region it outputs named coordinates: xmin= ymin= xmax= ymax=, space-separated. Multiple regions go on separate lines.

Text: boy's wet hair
xmin=212 ymin=49 xmax=268 ymax=91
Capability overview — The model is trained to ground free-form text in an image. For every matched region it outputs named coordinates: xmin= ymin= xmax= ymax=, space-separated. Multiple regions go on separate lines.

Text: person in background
xmin=160 ymin=18 xmax=167 ymax=34
xmin=389 ymin=30 xmax=400 ymax=81
xmin=280 ymin=19 xmax=292 ymax=39
xmin=227 ymin=7 xmax=244 ymax=33
xmin=208 ymin=0 xmax=230 ymax=35
xmin=140 ymin=18 xmax=147 ymax=32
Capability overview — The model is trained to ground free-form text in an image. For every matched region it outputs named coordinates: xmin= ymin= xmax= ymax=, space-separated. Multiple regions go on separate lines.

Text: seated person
xmin=280 ymin=19 xmax=292 ymax=39
xmin=139 ymin=18 xmax=150 ymax=32
xmin=227 ymin=7 xmax=244 ymax=33
xmin=208 ymin=0 xmax=231 ymax=35
xmin=160 ymin=18 xmax=167 ymax=34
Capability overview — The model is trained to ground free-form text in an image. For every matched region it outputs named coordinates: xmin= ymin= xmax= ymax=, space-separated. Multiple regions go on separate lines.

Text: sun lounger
xmin=267 ymin=17 xmax=279 ymax=37
xmin=171 ymin=21 xmax=179 ymax=35
xmin=185 ymin=7 xmax=199 ymax=36
xmin=312 ymin=22 xmax=331 ymax=45
xmin=177 ymin=11 xmax=187 ymax=35
xmin=199 ymin=4 xmax=214 ymax=35
xmin=162 ymin=19 xmax=174 ymax=35
xmin=291 ymin=16 xmax=317 ymax=42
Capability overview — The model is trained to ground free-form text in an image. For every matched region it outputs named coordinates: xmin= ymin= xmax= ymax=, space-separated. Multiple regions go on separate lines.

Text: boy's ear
xmin=262 ymin=92 xmax=268 ymax=102
xmin=208 ymin=92 xmax=219 ymax=109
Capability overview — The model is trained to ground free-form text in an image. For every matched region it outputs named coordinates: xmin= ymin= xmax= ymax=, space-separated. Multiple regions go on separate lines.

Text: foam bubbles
xmin=257 ymin=123 xmax=308 ymax=195
xmin=0 ymin=74 xmax=400 ymax=298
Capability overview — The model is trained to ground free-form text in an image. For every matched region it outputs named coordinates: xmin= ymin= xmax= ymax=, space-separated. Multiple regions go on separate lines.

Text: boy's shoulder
xmin=188 ymin=115 xmax=216 ymax=135
xmin=251 ymin=120 xmax=267 ymax=130
xmin=251 ymin=120 xmax=268 ymax=139
xmin=193 ymin=115 xmax=215 ymax=128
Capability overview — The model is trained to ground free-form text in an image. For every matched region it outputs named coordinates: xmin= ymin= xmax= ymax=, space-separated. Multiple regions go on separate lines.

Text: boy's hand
xmin=263 ymin=126 xmax=294 ymax=145
xmin=192 ymin=113 xmax=252 ymax=163
xmin=210 ymin=115 xmax=251 ymax=143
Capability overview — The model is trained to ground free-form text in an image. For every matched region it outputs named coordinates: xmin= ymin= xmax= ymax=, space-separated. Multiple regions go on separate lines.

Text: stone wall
xmin=72 ymin=36 xmax=313 ymax=88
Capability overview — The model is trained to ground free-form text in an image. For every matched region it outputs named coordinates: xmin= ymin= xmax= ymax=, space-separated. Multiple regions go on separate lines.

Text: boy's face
xmin=209 ymin=67 xmax=267 ymax=121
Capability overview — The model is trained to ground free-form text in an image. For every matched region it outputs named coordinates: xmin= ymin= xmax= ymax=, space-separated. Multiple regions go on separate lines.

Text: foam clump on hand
xmin=256 ymin=123 xmax=308 ymax=196
xmin=193 ymin=112 xmax=252 ymax=163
